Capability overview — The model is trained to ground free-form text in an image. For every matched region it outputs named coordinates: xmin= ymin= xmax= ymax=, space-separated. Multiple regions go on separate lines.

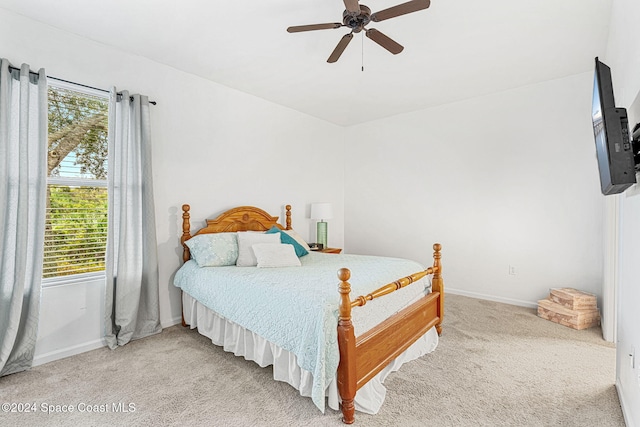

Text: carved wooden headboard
xmin=180 ymin=204 xmax=292 ymax=263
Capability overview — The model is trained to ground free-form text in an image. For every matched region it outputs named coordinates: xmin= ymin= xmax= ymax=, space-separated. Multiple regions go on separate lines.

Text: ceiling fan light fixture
xmin=342 ymin=5 xmax=370 ymax=32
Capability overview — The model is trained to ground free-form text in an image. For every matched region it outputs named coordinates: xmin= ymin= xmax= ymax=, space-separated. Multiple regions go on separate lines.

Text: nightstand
xmin=319 ymin=247 xmax=342 ymax=254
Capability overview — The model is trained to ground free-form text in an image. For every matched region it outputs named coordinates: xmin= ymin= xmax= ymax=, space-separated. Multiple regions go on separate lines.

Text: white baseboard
xmin=616 ymin=379 xmax=638 ymax=427
xmin=33 ymin=317 xmax=183 ymax=367
xmin=33 ymin=338 xmax=106 ymax=367
xmin=161 ymin=316 xmax=183 ymax=328
xmin=446 ymin=287 xmax=538 ymax=309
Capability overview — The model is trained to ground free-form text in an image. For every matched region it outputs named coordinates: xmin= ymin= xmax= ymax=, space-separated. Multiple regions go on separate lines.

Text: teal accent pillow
xmin=185 ymin=233 xmax=238 ymax=267
xmin=265 ymin=226 xmax=309 ymax=257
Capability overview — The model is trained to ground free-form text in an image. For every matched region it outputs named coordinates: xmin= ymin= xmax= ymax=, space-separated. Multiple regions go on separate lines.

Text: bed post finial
xmin=432 ymin=243 xmax=444 ymax=336
xmin=285 ymin=204 xmax=292 ymax=230
xmin=337 ymin=268 xmax=356 ymax=424
xmin=181 ymin=204 xmax=192 ymax=263
xmin=433 ymin=243 xmax=441 ymax=267
xmin=338 ymin=268 xmax=352 ymax=320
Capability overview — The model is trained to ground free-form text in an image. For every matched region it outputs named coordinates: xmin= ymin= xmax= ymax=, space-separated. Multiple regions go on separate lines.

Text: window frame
xmin=42 ymin=80 xmax=109 ymax=288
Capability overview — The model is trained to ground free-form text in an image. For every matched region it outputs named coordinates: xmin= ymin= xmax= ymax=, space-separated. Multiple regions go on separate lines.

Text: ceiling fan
xmin=287 ymin=0 xmax=431 ymax=63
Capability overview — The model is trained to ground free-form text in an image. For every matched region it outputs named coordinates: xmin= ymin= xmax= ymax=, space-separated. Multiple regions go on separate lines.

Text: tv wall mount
xmin=633 ymin=122 xmax=640 ymax=171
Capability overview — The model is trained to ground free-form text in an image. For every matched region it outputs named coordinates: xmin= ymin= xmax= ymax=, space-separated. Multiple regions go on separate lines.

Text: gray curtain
xmin=104 ymin=88 xmax=161 ymax=349
xmin=0 ymin=59 xmax=47 ymax=376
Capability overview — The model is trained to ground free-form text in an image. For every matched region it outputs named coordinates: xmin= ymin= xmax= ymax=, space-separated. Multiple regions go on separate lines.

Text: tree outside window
xmin=43 ymin=84 xmax=109 ymax=279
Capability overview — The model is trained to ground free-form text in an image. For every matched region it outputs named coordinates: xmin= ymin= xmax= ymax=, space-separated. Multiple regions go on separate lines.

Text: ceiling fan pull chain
xmin=361 ymin=31 xmax=364 ymax=72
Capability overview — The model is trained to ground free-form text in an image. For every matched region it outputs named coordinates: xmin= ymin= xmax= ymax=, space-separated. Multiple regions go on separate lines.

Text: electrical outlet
xmin=509 ymin=265 xmax=516 ymax=275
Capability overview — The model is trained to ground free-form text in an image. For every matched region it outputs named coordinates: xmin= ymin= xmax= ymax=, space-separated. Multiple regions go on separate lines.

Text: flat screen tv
xmin=592 ymin=57 xmax=636 ymax=195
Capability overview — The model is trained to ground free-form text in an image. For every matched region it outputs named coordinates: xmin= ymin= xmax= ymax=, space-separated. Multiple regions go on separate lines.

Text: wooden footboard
xmin=337 ymin=244 xmax=444 ymax=424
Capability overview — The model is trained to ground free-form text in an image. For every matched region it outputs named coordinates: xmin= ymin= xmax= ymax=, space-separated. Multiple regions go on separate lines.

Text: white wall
xmin=0 ymin=8 xmax=345 ymax=363
xmin=36 ymin=277 xmax=106 ymax=365
xmin=344 ymin=73 xmax=605 ymax=308
xmin=605 ymin=0 xmax=640 ymax=424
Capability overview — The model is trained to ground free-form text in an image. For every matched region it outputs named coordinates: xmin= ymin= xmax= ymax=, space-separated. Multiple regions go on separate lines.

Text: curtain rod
xmin=7 ymin=65 xmax=157 ymax=105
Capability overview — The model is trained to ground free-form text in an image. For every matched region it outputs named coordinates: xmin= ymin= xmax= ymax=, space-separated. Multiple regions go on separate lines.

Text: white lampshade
xmin=310 ymin=203 xmax=333 ymax=220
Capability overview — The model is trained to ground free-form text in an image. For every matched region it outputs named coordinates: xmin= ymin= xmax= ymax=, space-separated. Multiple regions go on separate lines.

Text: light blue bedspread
xmin=173 ymin=251 xmax=431 ymax=412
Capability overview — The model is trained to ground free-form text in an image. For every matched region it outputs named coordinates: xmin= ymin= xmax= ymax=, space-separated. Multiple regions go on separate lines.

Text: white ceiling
xmin=0 ymin=0 xmax=612 ymax=126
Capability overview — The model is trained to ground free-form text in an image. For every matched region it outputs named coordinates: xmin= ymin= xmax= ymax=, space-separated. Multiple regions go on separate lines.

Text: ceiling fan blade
xmin=343 ymin=0 xmax=361 ymax=15
xmin=371 ymin=0 xmax=430 ymax=22
xmin=365 ymin=28 xmax=404 ymax=54
xmin=287 ymin=23 xmax=343 ymax=33
xmin=327 ymin=33 xmax=354 ymax=63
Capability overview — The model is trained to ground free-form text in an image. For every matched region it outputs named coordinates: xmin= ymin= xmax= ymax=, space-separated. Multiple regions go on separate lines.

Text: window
xmin=43 ymin=82 xmax=109 ymax=280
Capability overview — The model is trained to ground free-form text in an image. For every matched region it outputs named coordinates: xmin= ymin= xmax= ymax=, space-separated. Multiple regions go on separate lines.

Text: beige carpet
xmin=0 ymin=294 xmax=624 ymax=426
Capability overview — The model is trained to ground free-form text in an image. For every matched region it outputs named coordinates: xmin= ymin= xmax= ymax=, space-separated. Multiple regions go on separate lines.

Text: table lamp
xmin=310 ymin=203 xmax=333 ymax=249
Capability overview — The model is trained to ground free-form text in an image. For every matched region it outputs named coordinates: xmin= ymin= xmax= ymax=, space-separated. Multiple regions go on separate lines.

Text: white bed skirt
xmin=183 ymin=292 xmax=438 ymax=414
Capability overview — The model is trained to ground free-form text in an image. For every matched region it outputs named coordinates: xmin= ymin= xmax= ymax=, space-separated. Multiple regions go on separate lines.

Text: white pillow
xmin=236 ymin=232 xmax=281 ymax=266
xmin=282 ymin=229 xmax=311 ymax=251
xmin=252 ymin=243 xmax=302 ymax=268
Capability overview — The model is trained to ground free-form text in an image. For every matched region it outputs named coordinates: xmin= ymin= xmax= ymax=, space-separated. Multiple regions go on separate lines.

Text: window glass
xmin=43 ymin=85 xmax=109 ymax=279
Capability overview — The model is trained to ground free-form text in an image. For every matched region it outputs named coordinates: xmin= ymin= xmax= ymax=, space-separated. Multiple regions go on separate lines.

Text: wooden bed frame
xmin=179 ymin=204 xmax=444 ymax=424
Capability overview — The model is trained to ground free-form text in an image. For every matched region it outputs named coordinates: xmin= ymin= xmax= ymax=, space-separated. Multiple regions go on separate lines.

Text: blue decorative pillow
xmin=265 ymin=226 xmax=309 ymax=257
xmin=185 ymin=233 xmax=238 ymax=267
